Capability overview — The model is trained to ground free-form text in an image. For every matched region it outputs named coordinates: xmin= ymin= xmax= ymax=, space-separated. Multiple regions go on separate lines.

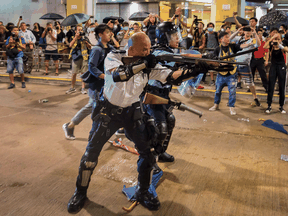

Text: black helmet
xmin=156 ymin=22 xmax=182 ymax=45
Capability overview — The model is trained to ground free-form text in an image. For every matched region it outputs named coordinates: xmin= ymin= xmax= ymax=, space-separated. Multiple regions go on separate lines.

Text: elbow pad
xmin=112 ymin=61 xmax=147 ymax=82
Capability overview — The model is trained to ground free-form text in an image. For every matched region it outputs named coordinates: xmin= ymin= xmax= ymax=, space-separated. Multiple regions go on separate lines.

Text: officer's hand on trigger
xmin=143 ymin=54 xmax=157 ymax=68
xmin=197 ymin=60 xmax=210 ymax=72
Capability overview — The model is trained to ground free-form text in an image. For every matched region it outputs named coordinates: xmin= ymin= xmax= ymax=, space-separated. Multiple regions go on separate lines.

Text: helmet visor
xmin=166 ymin=30 xmax=182 ymax=48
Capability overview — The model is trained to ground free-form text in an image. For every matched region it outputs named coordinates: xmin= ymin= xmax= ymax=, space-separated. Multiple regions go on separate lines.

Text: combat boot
xmin=67 ymin=189 xmax=87 ymax=214
xmin=158 ymin=152 xmax=174 ymax=162
xmin=135 ymin=187 xmax=160 ymax=210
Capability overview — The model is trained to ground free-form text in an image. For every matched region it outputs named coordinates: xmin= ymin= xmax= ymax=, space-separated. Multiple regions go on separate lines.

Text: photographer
xmin=5 ymin=26 xmax=26 ymax=89
xmin=263 ymin=33 xmax=287 ymax=114
xmin=55 ymin=21 xmax=66 ymax=69
xmin=66 ymin=25 xmax=91 ymax=94
xmin=41 ymin=22 xmax=59 ymax=75
xmin=32 ymin=23 xmax=43 ymax=42
xmin=106 ymin=20 xmax=120 ymax=48
xmin=169 ymin=7 xmax=188 ymax=49
xmin=191 ymin=21 xmax=205 ymax=51
xmin=19 ymin=22 xmax=36 ymax=74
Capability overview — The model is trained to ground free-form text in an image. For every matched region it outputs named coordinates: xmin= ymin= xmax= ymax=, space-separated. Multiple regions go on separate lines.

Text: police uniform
xmin=67 ymin=49 xmax=172 ymax=213
xmin=143 ymin=46 xmax=177 ymax=162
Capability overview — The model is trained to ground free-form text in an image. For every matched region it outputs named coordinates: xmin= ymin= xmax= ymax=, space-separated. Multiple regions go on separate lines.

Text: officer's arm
xmin=166 ymin=62 xmax=209 ymax=85
xmin=112 ymin=60 xmax=147 ymax=82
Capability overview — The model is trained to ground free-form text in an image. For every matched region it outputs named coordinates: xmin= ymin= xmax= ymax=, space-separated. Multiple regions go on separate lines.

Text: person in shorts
xmin=66 ymin=25 xmax=91 ymax=94
xmin=230 ymin=26 xmax=262 ymax=106
xmin=41 ymin=22 xmax=59 ymax=75
xmin=5 ymin=26 xmax=26 ymax=89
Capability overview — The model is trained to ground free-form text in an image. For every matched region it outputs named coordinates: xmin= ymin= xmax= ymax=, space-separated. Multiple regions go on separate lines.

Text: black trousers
xmin=76 ymin=99 xmax=155 ymax=193
xmin=250 ymin=58 xmax=268 ymax=91
xmin=267 ymin=64 xmax=287 ymax=106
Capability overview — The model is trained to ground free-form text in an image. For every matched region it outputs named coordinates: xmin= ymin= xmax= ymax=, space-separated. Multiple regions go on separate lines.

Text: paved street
xmin=0 ymin=83 xmax=288 ymax=216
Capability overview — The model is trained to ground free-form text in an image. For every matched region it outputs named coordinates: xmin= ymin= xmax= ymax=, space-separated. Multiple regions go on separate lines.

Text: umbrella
xmin=259 ymin=11 xmax=287 ymax=27
xmin=129 ymin=12 xmax=150 ymax=21
xmin=61 ymin=13 xmax=90 ymax=27
xmin=223 ymin=16 xmax=249 ymax=25
xmin=103 ymin=16 xmax=124 ymax=24
xmin=40 ymin=13 xmax=64 ymax=20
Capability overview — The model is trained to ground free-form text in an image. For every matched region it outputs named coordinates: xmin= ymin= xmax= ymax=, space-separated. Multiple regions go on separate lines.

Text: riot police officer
xmin=67 ymin=32 xmax=208 ymax=214
xmin=143 ymin=22 xmax=203 ymax=163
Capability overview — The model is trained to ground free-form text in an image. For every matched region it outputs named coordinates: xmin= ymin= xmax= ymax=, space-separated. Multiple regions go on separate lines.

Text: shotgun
xmin=142 ymin=92 xmax=203 ymax=118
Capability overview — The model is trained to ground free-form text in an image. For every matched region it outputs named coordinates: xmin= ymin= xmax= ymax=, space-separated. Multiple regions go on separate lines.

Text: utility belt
xmin=92 ymin=97 xmax=143 ymax=123
xmin=145 ymin=85 xmax=171 ymax=97
xmin=92 ymin=97 xmax=157 ymax=141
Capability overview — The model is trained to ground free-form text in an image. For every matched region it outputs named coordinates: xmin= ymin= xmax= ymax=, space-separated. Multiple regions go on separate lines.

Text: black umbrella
xmin=223 ymin=16 xmax=249 ymax=25
xmin=129 ymin=12 xmax=150 ymax=21
xmin=103 ymin=16 xmax=124 ymax=24
xmin=40 ymin=13 xmax=64 ymax=20
xmin=259 ymin=11 xmax=287 ymax=27
xmin=61 ymin=13 xmax=90 ymax=26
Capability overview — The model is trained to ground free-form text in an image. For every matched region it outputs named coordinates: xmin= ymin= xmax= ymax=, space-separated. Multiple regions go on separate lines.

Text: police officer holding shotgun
xmin=67 ymin=31 xmax=209 ymax=213
xmin=142 ymin=22 xmax=205 ymax=165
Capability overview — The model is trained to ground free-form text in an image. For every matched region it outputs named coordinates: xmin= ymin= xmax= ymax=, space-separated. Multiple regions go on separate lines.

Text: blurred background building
xmin=0 ymin=0 xmax=287 ymax=30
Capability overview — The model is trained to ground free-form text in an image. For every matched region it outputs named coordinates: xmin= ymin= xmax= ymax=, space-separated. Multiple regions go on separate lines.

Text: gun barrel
xmin=179 ymin=104 xmax=203 ymax=118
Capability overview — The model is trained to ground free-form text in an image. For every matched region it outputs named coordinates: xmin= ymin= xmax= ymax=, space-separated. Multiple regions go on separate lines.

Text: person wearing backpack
xmin=62 ymin=24 xmax=115 ymax=140
xmin=204 ymin=22 xmax=219 ymax=86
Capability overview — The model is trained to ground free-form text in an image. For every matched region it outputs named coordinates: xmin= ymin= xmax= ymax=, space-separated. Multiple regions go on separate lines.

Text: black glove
xmin=197 ymin=60 xmax=210 ymax=72
xmin=143 ymin=54 xmax=157 ymax=68
xmin=202 ymin=52 xmax=218 ymax=60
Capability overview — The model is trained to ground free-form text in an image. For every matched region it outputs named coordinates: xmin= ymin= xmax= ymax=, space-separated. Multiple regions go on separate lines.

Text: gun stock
xmin=122 ymin=56 xmax=142 ymax=65
xmin=142 ymin=93 xmax=169 ymax=105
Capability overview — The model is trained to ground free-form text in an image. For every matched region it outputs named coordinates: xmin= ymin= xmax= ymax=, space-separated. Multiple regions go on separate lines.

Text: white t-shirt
xmin=45 ymin=29 xmax=57 ymax=51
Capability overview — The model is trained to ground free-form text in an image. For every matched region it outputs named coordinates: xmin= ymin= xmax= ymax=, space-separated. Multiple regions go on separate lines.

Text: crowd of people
xmin=1 ymin=9 xmax=286 ymax=113
xmin=0 ymin=6 xmax=287 ymax=215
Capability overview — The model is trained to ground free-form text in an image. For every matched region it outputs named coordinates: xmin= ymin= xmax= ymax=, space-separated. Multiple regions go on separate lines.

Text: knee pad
xmin=156 ymin=121 xmax=168 ymax=142
xmin=81 ymin=151 xmax=99 ymax=168
xmin=166 ymin=113 xmax=176 ymax=132
xmin=79 ymin=151 xmax=98 ymax=187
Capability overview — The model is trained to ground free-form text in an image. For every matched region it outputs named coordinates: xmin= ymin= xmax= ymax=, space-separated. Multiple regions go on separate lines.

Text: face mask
xmin=207 ymin=27 xmax=213 ymax=32
xmin=221 ymin=28 xmax=225 ymax=32
xmin=90 ymin=27 xmax=95 ymax=32
xmin=282 ymin=34 xmax=285 ymax=38
xmin=124 ymin=27 xmax=129 ymax=31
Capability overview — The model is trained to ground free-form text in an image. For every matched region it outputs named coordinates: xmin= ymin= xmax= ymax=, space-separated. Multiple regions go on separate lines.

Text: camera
xmin=11 ymin=32 xmax=19 ymax=43
xmin=273 ymin=41 xmax=278 ymax=45
xmin=175 ymin=15 xmax=179 ymax=17
xmin=56 ymin=26 xmax=60 ymax=30
xmin=79 ymin=32 xmax=85 ymax=36
xmin=243 ymin=26 xmax=251 ymax=32
xmin=193 ymin=15 xmax=202 ymax=26
xmin=47 ymin=27 xmax=52 ymax=32
xmin=20 ymin=16 xmax=22 ymax=19
xmin=110 ymin=20 xmax=115 ymax=24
